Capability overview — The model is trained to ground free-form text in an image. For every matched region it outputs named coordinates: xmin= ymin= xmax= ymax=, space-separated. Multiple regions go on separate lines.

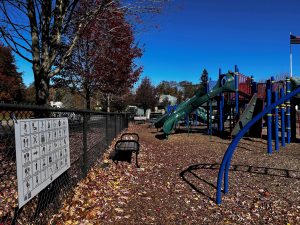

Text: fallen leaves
xmin=44 ymin=123 xmax=300 ymax=224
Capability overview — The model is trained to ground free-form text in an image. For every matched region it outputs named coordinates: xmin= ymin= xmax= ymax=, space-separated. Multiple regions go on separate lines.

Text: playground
xmin=50 ymin=123 xmax=300 ymax=224
xmin=49 ymin=69 xmax=300 ymax=224
xmin=1 ymin=67 xmax=300 ymax=224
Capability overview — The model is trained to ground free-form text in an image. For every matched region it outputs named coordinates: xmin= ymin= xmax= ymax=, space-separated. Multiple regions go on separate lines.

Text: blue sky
xmin=17 ymin=0 xmax=300 ymax=86
xmin=134 ymin=0 xmax=300 ymax=86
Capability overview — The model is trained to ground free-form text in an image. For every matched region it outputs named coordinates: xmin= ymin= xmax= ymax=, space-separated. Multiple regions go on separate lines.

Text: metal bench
xmin=110 ymin=133 xmax=140 ymax=167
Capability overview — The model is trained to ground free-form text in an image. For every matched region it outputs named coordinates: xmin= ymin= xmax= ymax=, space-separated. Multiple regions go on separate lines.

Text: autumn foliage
xmin=52 ymin=1 xmax=142 ymax=110
xmin=0 ymin=44 xmax=24 ymax=102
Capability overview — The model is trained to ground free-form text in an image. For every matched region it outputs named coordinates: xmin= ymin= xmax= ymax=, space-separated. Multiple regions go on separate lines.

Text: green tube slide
xmin=196 ymin=107 xmax=208 ymax=122
xmin=154 ymin=105 xmax=208 ymax=129
xmin=155 ymin=73 xmax=236 ymax=135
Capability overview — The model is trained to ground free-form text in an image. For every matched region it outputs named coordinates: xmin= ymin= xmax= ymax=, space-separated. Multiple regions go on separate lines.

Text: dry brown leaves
xmin=0 ymin=152 xmax=18 ymax=220
xmin=50 ymin=123 xmax=300 ymax=224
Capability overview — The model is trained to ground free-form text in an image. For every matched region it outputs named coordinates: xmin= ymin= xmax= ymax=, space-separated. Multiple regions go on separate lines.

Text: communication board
xmin=14 ymin=117 xmax=70 ymax=208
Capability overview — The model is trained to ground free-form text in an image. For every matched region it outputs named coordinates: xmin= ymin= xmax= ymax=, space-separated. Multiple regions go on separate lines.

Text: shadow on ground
xmin=180 ymin=163 xmax=300 ymax=201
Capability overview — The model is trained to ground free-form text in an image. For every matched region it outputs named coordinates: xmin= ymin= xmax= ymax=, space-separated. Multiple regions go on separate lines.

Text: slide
xmin=196 ymin=106 xmax=208 ymax=122
xmin=155 ymin=73 xmax=236 ymax=135
xmin=231 ymin=93 xmax=258 ymax=136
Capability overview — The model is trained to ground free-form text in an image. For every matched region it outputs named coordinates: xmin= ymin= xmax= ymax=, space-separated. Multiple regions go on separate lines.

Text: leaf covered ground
xmin=51 ymin=123 xmax=300 ymax=224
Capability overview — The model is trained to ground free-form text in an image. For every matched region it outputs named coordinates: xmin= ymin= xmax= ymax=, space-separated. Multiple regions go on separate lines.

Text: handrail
xmin=216 ymin=86 xmax=300 ymax=204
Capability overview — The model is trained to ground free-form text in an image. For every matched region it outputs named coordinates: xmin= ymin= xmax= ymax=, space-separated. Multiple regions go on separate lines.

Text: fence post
xmin=122 ymin=114 xmax=125 ymax=130
xmin=105 ymin=114 xmax=109 ymax=146
xmin=82 ymin=113 xmax=88 ymax=177
xmin=119 ymin=114 xmax=123 ymax=132
xmin=114 ymin=114 xmax=117 ymax=137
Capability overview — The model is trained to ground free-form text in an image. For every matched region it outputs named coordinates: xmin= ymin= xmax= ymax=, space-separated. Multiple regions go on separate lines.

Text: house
xmin=158 ymin=95 xmax=177 ymax=105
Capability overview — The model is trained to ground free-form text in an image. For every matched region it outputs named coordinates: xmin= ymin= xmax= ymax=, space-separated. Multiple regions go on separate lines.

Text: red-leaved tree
xmin=53 ymin=1 xmax=142 ymax=110
xmin=0 ymin=44 xmax=24 ymax=102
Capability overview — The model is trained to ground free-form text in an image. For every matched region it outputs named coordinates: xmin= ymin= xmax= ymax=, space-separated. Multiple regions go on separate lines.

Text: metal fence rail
xmin=0 ymin=103 xmax=128 ymax=224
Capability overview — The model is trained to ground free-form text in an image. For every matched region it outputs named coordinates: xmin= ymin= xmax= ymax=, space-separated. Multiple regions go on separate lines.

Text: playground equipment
xmin=155 ymin=73 xmax=236 ymax=135
xmin=231 ymin=94 xmax=258 ymax=136
xmin=155 ymin=66 xmax=253 ymax=136
xmin=232 ymin=76 xmax=300 ymax=139
xmin=154 ymin=65 xmax=299 ymax=141
xmin=216 ymin=77 xmax=300 ymax=204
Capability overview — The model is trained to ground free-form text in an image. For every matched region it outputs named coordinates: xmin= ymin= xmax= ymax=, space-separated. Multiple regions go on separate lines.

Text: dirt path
xmin=52 ymin=123 xmax=300 ymax=224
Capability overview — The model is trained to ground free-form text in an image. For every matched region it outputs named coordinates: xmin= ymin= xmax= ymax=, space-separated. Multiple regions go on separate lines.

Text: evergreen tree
xmin=135 ymin=77 xmax=158 ymax=110
xmin=200 ymin=69 xmax=209 ymax=93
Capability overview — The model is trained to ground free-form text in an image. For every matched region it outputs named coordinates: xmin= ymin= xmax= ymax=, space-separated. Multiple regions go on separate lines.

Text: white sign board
xmin=15 ymin=118 xmax=70 ymax=208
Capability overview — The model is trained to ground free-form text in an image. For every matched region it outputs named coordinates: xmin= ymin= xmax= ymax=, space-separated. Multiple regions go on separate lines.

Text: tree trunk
xmin=86 ymin=88 xmax=91 ymax=110
xmin=34 ymin=72 xmax=50 ymax=106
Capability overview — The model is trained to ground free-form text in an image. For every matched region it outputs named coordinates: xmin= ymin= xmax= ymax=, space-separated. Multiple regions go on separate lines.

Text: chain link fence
xmin=0 ymin=103 xmax=128 ymax=225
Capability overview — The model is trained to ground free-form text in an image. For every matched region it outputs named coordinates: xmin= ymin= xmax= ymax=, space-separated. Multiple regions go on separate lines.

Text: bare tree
xmin=0 ymin=0 xmax=169 ymax=105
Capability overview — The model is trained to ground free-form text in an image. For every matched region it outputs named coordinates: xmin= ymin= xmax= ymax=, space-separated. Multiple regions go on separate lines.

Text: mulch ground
xmin=51 ymin=123 xmax=300 ymax=225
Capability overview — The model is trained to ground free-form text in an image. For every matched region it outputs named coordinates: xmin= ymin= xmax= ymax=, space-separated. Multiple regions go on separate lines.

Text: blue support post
xmin=167 ymin=105 xmax=171 ymax=114
xmin=185 ymin=112 xmax=189 ymax=127
xmin=234 ymin=73 xmax=239 ymax=120
xmin=280 ymin=88 xmax=286 ymax=147
xmin=195 ymin=110 xmax=198 ymax=126
xmin=218 ymin=71 xmax=223 ymax=132
xmin=286 ymin=77 xmax=291 ymax=144
xmin=270 ymin=76 xmax=274 ymax=91
xmin=207 ymin=81 xmax=210 ymax=134
xmin=220 ymin=94 xmax=224 ymax=131
xmin=274 ymin=91 xmax=279 ymax=151
xmin=267 ymin=89 xmax=272 ymax=154
xmin=271 ymin=76 xmax=275 ymax=139
xmin=234 ymin=65 xmax=239 ymax=73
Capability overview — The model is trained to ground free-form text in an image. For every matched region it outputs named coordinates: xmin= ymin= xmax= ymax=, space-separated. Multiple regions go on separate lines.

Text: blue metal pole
xmin=218 ymin=69 xmax=223 ymax=132
xmin=207 ymin=81 xmax=210 ymax=134
xmin=280 ymin=88 xmax=286 ymax=147
xmin=274 ymin=91 xmax=279 ymax=151
xmin=271 ymin=76 xmax=275 ymax=140
xmin=271 ymin=76 xmax=274 ymax=91
xmin=234 ymin=65 xmax=239 ymax=73
xmin=267 ymin=89 xmax=272 ymax=154
xmin=218 ymin=96 xmax=223 ymax=131
xmin=286 ymin=77 xmax=291 ymax=144
xmin=185 ymin=112 xmax=189 ymax=127
xmin=234 ymin=73 xmax=239 ymax=120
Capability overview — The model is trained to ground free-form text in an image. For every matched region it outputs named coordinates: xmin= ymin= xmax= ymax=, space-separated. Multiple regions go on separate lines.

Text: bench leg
xmin=135 ymin=152 xmax=140 ymax=168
